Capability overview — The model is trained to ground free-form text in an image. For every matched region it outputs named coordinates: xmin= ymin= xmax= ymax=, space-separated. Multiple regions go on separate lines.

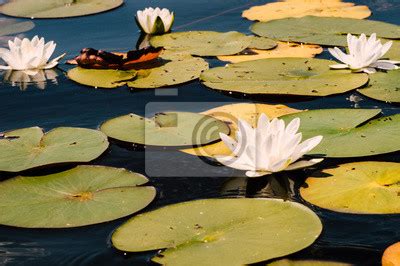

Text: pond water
xmin=0 ymin=0 xmax=400 ymax=265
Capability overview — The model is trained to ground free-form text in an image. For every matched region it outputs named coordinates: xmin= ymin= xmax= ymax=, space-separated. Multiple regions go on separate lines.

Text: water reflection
xmin=1 ymin=69 xmax=59 ymax=91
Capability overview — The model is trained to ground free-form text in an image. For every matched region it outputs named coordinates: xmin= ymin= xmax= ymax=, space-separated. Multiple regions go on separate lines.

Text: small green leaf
xmin=0 ymin=127 xmax=109 ymax=172
xmin=0 ymin=0 xmax=124 ymax=19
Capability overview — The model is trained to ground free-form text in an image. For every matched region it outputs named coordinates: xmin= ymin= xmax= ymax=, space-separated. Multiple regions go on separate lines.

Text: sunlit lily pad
xmin=150 ymin=31 xmax=251 ymax=56
xmin=282 ymin=109 xmax=400 ymax=157
xmin=67 ymin=68 xmax=137 ymax=89
xmin=0 ymin=127 xmax=109 ymax=172
xmin=201 ymin=58 xmax=369 ymax=96
xmin=385 ymin=40 xmax=400 ymax=61
xmin=218 ymin=42 xmax=323 ymax=63
xmin=0 ymin=0 xmax=124 ymax=19
xmin=251 ymin=16 xmax=400 ymax=46
xmin=243 ymin=0 xmax=371 ymax=22
xmin=357 ymin=70 xmax=400 ymax=103
xmin=181 ymin=103 xmax=301 ymax=157
xmin=0 ymin=18 xmax=34 ymax=37
xmin=300 ymin=162 xmax=400 ymax=214
xmin=112 ymin=198 xmax=322 ymax=265
xmin=100 ymin=112 xmax=230 ymax=147
xmin=0 ymin=165 xmax=155 ymax=228
xmin=127 ymin=53 xmax=208 ymax=88
xmin=383 ymin=242 xmax=400 ymax=266
xmin=268 ymin=259 xmax=352 ymax=266
xmin=247 ymin=36 xmax=278 ymax=50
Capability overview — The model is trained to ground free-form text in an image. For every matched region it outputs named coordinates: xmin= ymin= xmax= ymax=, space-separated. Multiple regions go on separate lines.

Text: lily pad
xmin=268 ymin=259 xmax=352 ymax=266
xmin=357 ymin=70 xmax=400 ymax=103
xmin=127 ymin=53 xmax=208 ymax=89
xmin=201 ymin=58 xmax=369 ymax=97
xmin=0 ymin=18 xmax=34 ymax=37
xmin=218 ymin=42 xmax=323 ymax=63
xmin=300 ymin=162 xmax=400 ymax=214
xmin=0 ymin=0 xmax=124 ymax=19
xmin=386 ymin=40 xmax=400 ymax=61
xmin=247 ymin=36 xmax=278 ymax=50
xmin=0 ymin=165 xmax=155 ymax=228
xmin=150 ymin=31 xmax=251 ymax=56
xmin=181 ymin=103 xmax=301 ymax=157
xmin=112 ymin=198 xmax=322 ymax=265
xmin=243 ymin=0 xmax=371 ymax=22
xmin=251 ymin=16 xmax=400 ymax=46
xmin=0 ymin=127 xmax=109 ymax=172
xmin=67 ymin=68 xmax=137 ymax=89
xmin=281 ymin=109 xmax=400 ymax=157
xmin=100 ymin=112 xmax=230 ymax=147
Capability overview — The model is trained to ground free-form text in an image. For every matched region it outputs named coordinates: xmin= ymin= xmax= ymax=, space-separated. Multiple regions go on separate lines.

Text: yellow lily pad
xmin=181 ymin=103 xmax=301 ymax=157
xmin=300 ymin=162 xmax=400 ymax=214
xmin=382 ymin=242 xmax=400 ymax=266
xmin=385 ymin=40 xmax=400 ymax=61
xmin=243 ymin=0 xmax=371 ymax=22
xmin=268 ymin=259 xmax=352 ymax=266
xmin=218 ymin=42 xmax=323 ymax=63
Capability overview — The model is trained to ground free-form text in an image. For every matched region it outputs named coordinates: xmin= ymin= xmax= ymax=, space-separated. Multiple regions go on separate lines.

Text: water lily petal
xmin=285 ymin=158 xmax=324 ymax=171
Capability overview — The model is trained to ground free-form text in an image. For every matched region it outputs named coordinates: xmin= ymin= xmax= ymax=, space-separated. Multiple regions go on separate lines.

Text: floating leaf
xmin=251 ymin=16 xmax=400 ymax=46
xmin=243 ymin=0 xmax=371 ymax=22
xmin=357 ymin=70 xmax=400 ymax=103
xmin=67 ymin=68 xmax=137 ymax=89
xmin=385 ymin=40 xmax=400 ymax=61
xmin=0 ymin=0 xmax=124 ymax=19
xmin=127 ymin=53 xmax=208 ymax=88
xmin=382 ymin=242 xmax=400 ymax=266
xmin=150 ymin=31 xmax=251 ymax=56
xmin=268 ymin=259 xmax=352 ymax=266
xmin=247 ymin=36 xmax=278 ymax=50
xmin=0 ymin=127 xmax=109 ymax=172
xmin=0 ymin=165 xmax=155 ymax=228
xmin=182 ymin=103 xmax=301 ymax=157
xmin=112 ymin=198 xmax=322 ymax=265
xmin=100 ymin=112 xmax=230 ymax=147
xmin=0 ymin=18 xmax=34 ymax=37
xmin=281 ymin=109 xmax=400 ymax=157
xmin=301 ymin=162 xmax=400 ymax=214
xmin=201 ymin=58 xmax=369 ymax=96
xmin=218 ymin=42 xmax=323 ymax=63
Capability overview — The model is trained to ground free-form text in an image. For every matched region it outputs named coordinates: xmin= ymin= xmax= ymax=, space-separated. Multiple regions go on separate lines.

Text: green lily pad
xmin=247 ymin=36 xmax=278 ymax=50
xmin=386 ymin=40 xmax=400 ymax=61
xmin=281 ymin=109 xmax=400 ymax=158
xmin=0 ymin=18 xmax=34 ymax=37
xmin=201 ymin=58 xmax=369 ymax=96
xmin=150 ymin=31 xmax=251 ymax=56
xmin=0 ymin=127 xmax=109 ymax=172
xmin=0 ymin=165 xmax=155 ymax=228
xmin=112 ymin=198 xmax=322 ymax=265
xmin=300 ymin=162 xmax=400 ymax=214
xmin=67 ymin=68 xmax=137 ymax=89
xmin=268 ymin=259 xmax=352 ymax=266
xmin=0 ymin=0 xmax=124 ymax=19
xmin=357 ymin=70 xmax=400 ymax=103
xmin=127 ymin=53 xmax=208 ymax=89
xmin=251 ymin=16 xmax=400 ymax=46
xmin=100 ymin=112 xmax=230 ymax=147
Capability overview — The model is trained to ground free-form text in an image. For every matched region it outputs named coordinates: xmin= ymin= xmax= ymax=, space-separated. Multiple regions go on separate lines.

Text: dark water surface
xmin=0 ymin=0 xmax=400 ymax=265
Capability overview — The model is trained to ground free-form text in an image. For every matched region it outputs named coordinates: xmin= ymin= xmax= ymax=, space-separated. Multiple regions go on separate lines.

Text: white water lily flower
xmin=136 ymin=7 xmax=174 ymax=35
xmin=216 ymin=114 xmax=323 ymax=178
xmin=329 ymin=33 xmax=400 ymax=74
xmin=0 ymin=36 xmax=65 ymax=71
